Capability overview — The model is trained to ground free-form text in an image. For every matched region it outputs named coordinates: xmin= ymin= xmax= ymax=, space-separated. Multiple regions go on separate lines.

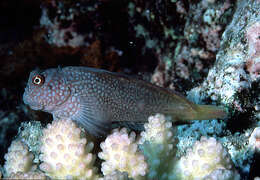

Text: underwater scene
xmin=0 ymin=0 xmax=260 ymax=179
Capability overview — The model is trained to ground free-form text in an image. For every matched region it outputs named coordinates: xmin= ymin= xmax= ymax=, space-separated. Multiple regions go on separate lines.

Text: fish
xmin=23 ymin=66 xmax=227 ymax=136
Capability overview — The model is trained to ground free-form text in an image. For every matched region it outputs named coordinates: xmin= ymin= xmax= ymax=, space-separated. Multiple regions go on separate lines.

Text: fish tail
xmin=192 ymin=104 xmax=227 ymax=120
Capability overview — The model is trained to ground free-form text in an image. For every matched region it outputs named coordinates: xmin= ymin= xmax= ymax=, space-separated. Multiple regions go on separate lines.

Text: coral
xmin=40 ymin=7 xmax=86 ymax=48
xmin=249 ymin=127 xmax=260 ymax=152
xmin=0 ymin=110 xmax=19 ymax=166
xmin=7 ymin=171 xmax=47 ymax=179
xmin=99 ymin=170 xmax=129 ymax=180
xmin=3 ymin=140 xmax=35 ymax=177
xmin=98 ymin=128 xmax=147 ymax=179
xmin=184 ymin=0 xmax=231 ymax=52
xmin=150 ymin=62 xmax=167 ymax=87
xmin=188 ymin=0 xmax=260 ymax=111
xmin=128 ymin=0 xmax=186 ymax=88
xmin=246 ymin=22 xmax=260 ymax=58
xmin=158 ymin=0 xmax=233 ymax=92
xmin=245 ymin=22 xmax=260 ymax=80
xmin=176 ymin=119 xmax=226 ymax=157
xmin=139 ymin=114 xmax=178 ymax=179
xmin=17 ymin=121 xmax=43 ymax=164
xmin=39 ymin=1 xmax=104 ymax=49
xmin=203 ymin=169 xmax=241 ymax=180
xmin=173 ymin=136 xmax=239 ymax=180
xmin=39 ymin=119 xmax=99 ymax=179
xmin=179 ymin=0 xmax=260 ymax=177
xmin=220 ymin=131 xmax=254 ymax=176
xmin=139 ymin=114 xmax=175 ymax=145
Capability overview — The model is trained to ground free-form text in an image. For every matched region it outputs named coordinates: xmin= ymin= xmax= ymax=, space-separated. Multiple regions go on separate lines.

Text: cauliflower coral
xmin=7 ymin=171 xmax=47 ymax=179
xmin=3 ymin=140 xmax=35 ymax=177
xmin=249 ymin=127 xmax=260 ymax=152
xmin=39 ymin=119 xmax=99 ymax=179
xmin=2 ymin=114 xmax=243 ymax=180
xmin=99 ymin=170 xmax=129 ymax=180
xmin=139 ymin=114 xmax=178 ymax=179
xmin=173 ymin=136 xmax=240 ymax=180
xmin=98 ymin=128 xmax=148 ymax=179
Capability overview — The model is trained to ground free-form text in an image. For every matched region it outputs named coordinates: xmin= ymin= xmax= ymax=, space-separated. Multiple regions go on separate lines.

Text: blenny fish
xmin=23 ymin=66 xmax=226 ymax=136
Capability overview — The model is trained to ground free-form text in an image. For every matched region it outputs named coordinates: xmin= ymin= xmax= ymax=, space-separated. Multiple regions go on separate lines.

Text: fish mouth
xmin=31 ymin=104 xmax=44 ymax=111
xmin=23 ymin=98 xmax=44 ymax=111
xmin=23 ymin=92 xmax=45 ymax=111
xmin=26 ymin=103 xmax=44 ymax=111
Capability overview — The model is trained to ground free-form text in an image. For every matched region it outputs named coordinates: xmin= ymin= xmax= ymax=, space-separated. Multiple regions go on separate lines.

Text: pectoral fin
xmin=72 ymin=96 xmax=111 ymax=137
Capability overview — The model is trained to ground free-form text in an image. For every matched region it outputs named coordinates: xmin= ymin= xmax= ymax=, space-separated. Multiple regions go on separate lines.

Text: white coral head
xmin=249 ymin=127 xmax=260 ymax=152
xmin=4 ymin=140 xmax=35 ymax=177
xmin=39 ymin=119 xmax=98 ymax=179
xmin=98 ymin=128 xmax=147 ymax=179
xmin=174 ymin=136 xmax=237 ymax=179
xmin=139 ymin=114 xmax=174 ymax=145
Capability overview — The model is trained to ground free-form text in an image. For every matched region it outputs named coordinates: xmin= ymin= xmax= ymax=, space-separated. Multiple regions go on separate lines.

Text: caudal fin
xmin=192 ymin=104 xmax=227 ymax=120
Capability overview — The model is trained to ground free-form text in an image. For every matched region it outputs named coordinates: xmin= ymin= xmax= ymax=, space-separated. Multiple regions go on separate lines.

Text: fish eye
xmin=32 ymin=75 xmax=45 ymax=85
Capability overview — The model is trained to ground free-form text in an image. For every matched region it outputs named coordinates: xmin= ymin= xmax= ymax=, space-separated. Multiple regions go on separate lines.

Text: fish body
xmin=23 ymin=66 xmax=226 ymax=136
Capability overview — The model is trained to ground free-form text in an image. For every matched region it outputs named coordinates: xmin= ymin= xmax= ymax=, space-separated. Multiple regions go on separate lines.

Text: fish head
xmin=23 ymin=68 xmax=71 ymax=113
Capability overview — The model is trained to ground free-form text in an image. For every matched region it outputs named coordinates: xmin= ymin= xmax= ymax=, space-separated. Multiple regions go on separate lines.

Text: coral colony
xmin=2 ymin=115 xmax=241 ymax=180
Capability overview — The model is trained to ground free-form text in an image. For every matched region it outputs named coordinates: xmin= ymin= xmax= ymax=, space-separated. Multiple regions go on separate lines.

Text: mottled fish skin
xmin=23 ymin=66 xmax=226 ymax=136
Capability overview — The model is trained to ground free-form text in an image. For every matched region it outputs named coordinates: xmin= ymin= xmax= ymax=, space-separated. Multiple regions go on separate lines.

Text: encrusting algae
xmin=23 ymin=66 xmax=227 ymax=136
